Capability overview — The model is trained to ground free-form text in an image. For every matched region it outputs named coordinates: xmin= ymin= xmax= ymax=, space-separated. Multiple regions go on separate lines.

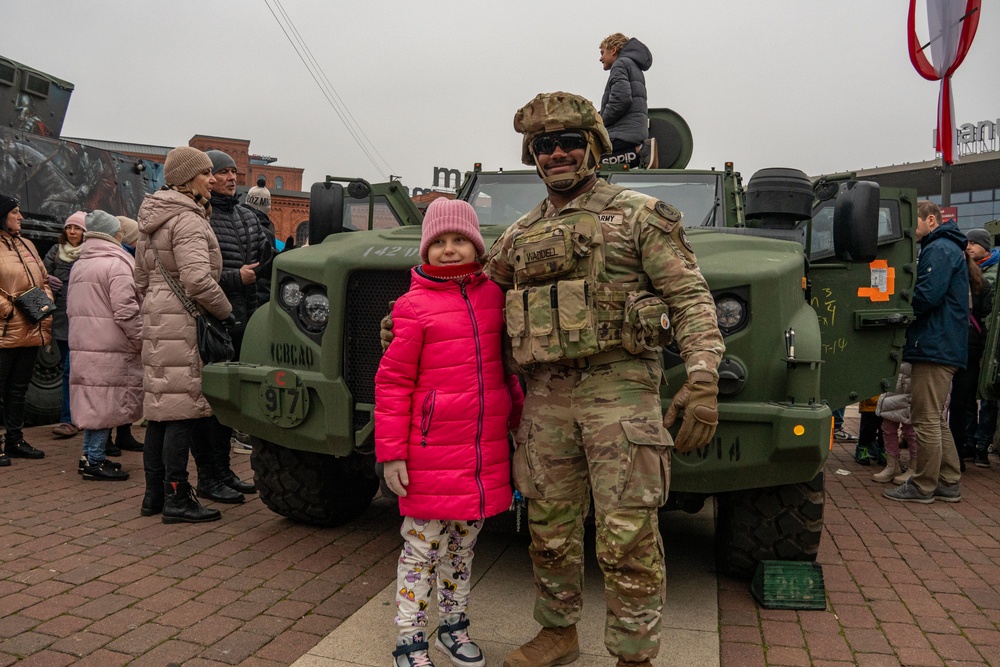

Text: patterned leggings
xmin=395 ymin=516 xmax=483 ymax=635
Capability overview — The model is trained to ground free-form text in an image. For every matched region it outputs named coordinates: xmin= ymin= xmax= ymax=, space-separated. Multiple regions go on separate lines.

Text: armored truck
xmin=202 ymin=109 xmax=917 ymax=577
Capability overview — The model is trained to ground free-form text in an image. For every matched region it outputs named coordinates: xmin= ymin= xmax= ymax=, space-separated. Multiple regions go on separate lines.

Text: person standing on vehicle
xmin=0 ymin=194 xmax=52 ymax=465
xmin=44 ymin=210 xmax=86 ymax=440
xmin=376 ymin=197 xmax=524 ymax=667
xmin=599 ymin=33 xmax=652 ymax=156
xmin=195 ymin=150 xmax=271 ymax=503
xmin=66 ymin=210 xmax=141 ymax=482
xmin=884 ymin=200 xmax=969 ymax=504
xmin=497 ymin=92 xmax=724 ymax=667
xmin=135 ymin=146 xmax=233 ymax=523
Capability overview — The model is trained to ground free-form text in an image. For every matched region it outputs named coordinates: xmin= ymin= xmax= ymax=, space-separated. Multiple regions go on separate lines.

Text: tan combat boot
xmin=615 ymin=660 xmax=653 ymax=667
xmin=503 ymin=625 xmax=579 ymax=667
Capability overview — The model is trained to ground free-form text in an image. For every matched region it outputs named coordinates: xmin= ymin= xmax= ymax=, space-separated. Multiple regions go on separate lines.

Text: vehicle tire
xmin=713 ymin=471 xmax=824 ymax=579
xmin=251 ymin=437 xmax=379 ymax=526
xmin=24 ymin=343 xmax=63 ymax=426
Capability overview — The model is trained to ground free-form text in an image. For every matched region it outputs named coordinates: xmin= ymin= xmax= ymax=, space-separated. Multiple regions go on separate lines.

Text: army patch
xmin=678 ymin=229 xmax=695 ymax=254
xmin=598 ymin=212 xmax=624 ymax=227
xmin=655 ymin=201 xmax=682 ymax=222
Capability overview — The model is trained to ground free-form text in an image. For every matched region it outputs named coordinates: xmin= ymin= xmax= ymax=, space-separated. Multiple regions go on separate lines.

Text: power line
xmin=263 ymin=0 xmax=394 ymax=179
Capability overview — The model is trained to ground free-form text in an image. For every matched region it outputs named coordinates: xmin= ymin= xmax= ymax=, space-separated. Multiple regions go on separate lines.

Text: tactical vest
xmin=505 ymin=183 xmax=671 ymax=367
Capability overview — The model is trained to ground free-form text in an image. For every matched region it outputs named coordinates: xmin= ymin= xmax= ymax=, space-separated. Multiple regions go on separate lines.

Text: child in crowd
xmin=376 ymin=198 xmax=524 ymax=667
xmin=855 ymin=395 xmax=885 ymax=466
xmin=875 ymin=362 xmax=918 ymax=484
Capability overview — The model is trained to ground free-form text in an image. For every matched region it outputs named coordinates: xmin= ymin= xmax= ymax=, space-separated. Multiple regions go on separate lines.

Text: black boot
xmin=141 ymin=474 xmax=165 ymax=516
xmin=162 ymin=481 xmax=221 ymax=524
xmin=196 ymin=470 xmax=244 ymax=503
xmin=221 ymin=469 xmax=257 ymax=494
xmin=115 ymin=424 xmax=144 ymax=452
xmin=6 ymin=439 xmax=44 ymax=459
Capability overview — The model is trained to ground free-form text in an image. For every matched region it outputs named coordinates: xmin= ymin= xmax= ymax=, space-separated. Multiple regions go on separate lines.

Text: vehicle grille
xmin=345 ymin=270 xmax=412 ymax=406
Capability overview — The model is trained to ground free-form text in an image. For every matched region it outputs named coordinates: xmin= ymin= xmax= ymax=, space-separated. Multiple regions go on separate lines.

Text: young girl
xmin=875 ymin=362 xmax=918 ymax=484
xmin=376 ymin=198 xmax=523 ymax=667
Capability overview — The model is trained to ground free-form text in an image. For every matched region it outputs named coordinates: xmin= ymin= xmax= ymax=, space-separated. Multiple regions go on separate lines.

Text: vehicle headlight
xmin=302 ymin=292 xmax=329 ymax=330
xmin=715 ymin=296 xmax=746 ymax=333
xmin=280 ymin=280 xmax=304 ymax=308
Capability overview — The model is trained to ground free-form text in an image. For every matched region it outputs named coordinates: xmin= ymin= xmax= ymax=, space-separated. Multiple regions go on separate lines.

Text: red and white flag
xmin=907 ymin=0 xmax=981 ymax=164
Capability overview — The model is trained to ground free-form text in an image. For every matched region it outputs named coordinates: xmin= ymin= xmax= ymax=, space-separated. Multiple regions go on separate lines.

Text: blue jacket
xmin=903 ymin=221 xmax=970 ymax=368
xmin=599 ymin=38 xmax=652 ymax=146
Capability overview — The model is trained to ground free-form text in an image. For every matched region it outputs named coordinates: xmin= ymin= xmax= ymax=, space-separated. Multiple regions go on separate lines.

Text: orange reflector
xmin=793 ymin=425 xmax=805 ymax=436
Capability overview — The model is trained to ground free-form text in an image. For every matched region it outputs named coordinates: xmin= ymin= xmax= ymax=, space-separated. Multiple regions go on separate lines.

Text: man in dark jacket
xmin=197 ymin=149 xmax=272 ymax=502
xmin=885 ymin=200 xmax=969 ymax=504
xmin=598 ymin=33 xmax=652 ymax=155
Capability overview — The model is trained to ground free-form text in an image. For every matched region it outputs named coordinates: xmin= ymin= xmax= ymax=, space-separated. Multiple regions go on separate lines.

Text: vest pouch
xmin=622 ymin=291 xmax=672 ymax=355
xmin=527 ymin=285 xmax=563 ymax=363
xmin=556 ymin=280 xmax=599 ymax=359
xmin=512 ymin=214 xmax=593 ymax=282
xmin=506 ymin=288 xmax=528 ymax=360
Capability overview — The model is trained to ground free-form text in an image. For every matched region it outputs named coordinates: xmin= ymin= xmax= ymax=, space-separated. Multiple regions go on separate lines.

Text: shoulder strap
xmin=150 ymin=244 xmax=200 ymax=318
xmin=582 ymin=182 xmax=626 ymax=214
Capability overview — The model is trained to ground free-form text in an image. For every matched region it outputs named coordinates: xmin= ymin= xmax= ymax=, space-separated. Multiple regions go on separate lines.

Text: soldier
xmin=493 ymin=92 xmax=724 ymax=667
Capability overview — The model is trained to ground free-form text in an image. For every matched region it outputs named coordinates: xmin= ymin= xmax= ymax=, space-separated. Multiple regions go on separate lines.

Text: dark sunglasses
xmin=531 ymin=131 xmax=589 ymax=156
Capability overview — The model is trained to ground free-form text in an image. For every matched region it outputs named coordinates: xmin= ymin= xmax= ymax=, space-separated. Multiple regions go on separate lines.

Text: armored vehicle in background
xmin=202 ymin=109 xmax=918 ymax=577
xmin=0 ymin=56 xmax=161 ymax=424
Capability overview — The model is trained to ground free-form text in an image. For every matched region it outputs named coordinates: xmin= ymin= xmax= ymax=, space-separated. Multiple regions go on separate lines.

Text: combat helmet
xmin=514 ymin=92 xmax=612 ymax=192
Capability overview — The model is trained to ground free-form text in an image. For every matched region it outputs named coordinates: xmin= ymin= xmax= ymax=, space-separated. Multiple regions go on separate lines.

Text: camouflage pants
xmin=512 ymin=357 xmax=671 ymax=662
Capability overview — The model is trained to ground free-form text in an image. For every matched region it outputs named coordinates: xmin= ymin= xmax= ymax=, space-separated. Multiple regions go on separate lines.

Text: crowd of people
xmin=0 ymin=145 xmax=278 ymax=523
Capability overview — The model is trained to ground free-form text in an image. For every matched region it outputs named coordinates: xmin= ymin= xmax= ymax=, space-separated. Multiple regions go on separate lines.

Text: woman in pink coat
xmin=67 ymin=211 xmax=142 ymax=481
xmin=376 ymin=198 xmax=524 ymax=667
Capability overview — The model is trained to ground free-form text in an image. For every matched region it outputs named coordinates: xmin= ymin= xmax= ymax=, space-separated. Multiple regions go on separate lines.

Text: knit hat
xmin=64 ymin=211 xmax=87 ymax=230
xmin=116 ymin=216 xmax=139 ymax=246
xmin=419 ymin=198 xmax=485 ymax=262
xmin=163 ymin=146 xmax=212 ymax=186
xmin=0 ymin=194 xmax=18 ymax=220
xmin=85 ymin=210 xmax=121 ymax=236
xmin=245 ymin=180 xmax=272 ymax=213
xmin=966 ymin=228 xmax=993 ymax=253
xmin=206 ymin=150 xmax=237 ymax=175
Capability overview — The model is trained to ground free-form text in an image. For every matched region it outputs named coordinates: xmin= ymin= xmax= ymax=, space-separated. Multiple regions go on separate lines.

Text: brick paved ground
xmin=719 ymin=412 xmax=1000 ymax=667
xmin=0 ymin=424 xmax=405 ymax=667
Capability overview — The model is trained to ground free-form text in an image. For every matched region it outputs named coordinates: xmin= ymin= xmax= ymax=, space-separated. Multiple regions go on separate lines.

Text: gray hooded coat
xmin=599 ymin=37 xmax=653 ymax=146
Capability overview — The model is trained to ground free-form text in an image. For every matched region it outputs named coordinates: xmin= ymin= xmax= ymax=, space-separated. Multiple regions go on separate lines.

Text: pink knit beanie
xmin=419 ymin=198 xmax=485 ymax=262
xmin=64 ymin=210 xmax=87 ymax=230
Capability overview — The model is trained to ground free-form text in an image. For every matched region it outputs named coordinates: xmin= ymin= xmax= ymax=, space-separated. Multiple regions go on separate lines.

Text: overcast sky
xmin=5 ymin=1 xmax=999 ymax=193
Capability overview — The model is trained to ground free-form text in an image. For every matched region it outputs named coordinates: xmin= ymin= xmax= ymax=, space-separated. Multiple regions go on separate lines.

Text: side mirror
xmin=833 ymin=181 xmax=879 ymax=263
xmin=309 ymin=181 xmax=344 ymax=245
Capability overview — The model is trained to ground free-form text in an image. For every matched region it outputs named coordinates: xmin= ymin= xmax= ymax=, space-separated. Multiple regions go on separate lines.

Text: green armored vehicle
xmin=202 ymin=109 xmax=918 ymax=577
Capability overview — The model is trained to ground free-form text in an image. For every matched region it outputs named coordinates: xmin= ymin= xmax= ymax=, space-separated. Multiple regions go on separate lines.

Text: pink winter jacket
xmin=376 ymin=268 xmax=524 ymax=522
xmin=66 ymin=236 xmax=143 ymax=430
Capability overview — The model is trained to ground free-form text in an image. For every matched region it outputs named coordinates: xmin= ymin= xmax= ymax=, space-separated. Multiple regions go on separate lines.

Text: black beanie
xmin=0 ymin=194 xmax=19 ymax=221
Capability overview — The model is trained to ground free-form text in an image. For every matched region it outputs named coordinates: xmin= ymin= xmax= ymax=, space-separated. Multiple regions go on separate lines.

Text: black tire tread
xmin=251 ymin=438 xmax=378 ymax=527
xmin=714 ymin=471 xmax=825 ymax=579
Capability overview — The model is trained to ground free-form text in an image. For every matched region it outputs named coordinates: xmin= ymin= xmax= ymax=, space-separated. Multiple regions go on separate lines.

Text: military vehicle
xmin=202 ymin=109 xmax=918 ymax=577
xmin=0 ymin=56 xmax=161 ymax=424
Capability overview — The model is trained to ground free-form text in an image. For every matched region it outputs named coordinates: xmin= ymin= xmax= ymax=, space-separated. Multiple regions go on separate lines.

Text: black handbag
xmin=5 ymin=239 xmax=55 ymax=323
xmin=13 ymin=286 xmax=56 ymax=323
xmin=195 ymin=311 xmax=235 ymax=364
xmin=151 ymin=246 xmax=234 ymax=364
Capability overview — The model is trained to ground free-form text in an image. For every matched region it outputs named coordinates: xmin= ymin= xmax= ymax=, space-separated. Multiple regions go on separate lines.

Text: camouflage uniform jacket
xmin=486 ymin=179 xmax=724 ymax=378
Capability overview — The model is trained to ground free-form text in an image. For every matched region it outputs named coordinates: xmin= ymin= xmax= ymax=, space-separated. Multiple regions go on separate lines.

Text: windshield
xmin=607 ymin=173 xmax=721 ymax=227
xmin=463 ymin=173 xmax=547 ymax=227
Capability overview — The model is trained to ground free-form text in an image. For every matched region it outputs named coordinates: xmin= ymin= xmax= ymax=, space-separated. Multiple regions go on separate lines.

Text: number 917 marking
xmin=260 ymin=369 xmax=310 ymax=428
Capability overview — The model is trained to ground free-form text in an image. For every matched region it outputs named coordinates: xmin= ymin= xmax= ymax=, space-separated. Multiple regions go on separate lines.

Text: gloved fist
xmin=47 ymin=274 xmax=63 ymax=291
xmin=379 ymin=300 xmax=396 ymax=352
xmin=382 ymin=459 xmax=408 ymax=497
xmin=222 ymin=314 xmax=237 ymax=329
xmin=663 ymin=372 xmax=719 ymax=453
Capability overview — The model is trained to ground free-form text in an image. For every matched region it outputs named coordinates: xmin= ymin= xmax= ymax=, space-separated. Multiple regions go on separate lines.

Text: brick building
xmin=70 ymin=134 xmax=311 ymax=245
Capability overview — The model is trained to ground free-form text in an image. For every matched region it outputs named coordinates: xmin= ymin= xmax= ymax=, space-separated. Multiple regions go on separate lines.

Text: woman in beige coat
xmin=135 ymin=147 xmax=233 ymax=524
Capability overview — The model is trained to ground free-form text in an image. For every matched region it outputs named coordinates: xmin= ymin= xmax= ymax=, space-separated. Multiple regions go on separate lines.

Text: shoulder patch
xmin=678 ymin=228 xmax=695 ymax=254
xmin=655 ymin=201 xmax=682 ymax=222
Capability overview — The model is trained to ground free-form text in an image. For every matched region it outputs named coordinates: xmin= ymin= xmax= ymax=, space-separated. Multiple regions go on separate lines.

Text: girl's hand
xmin=383 ymin=459 xmax=409 ymax=497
